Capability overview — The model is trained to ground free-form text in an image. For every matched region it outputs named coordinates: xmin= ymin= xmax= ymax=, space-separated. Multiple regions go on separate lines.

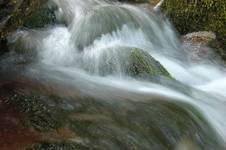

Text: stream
xmin=1 ymin=0 xmax=226 ymax=149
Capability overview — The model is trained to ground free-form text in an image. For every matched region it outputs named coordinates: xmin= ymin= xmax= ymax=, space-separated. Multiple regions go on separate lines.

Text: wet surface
xmin=0 ymin=88 xmax=41 ymax=150
xmin=0 ymin=77 xmax=224 ymax=150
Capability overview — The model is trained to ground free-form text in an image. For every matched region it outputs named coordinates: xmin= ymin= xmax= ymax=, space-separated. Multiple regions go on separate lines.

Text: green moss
xmin=27 ymin=141 xmax=88 ymax=150
xmin=127 ymin=49 xmax=172 ymax=80
xmin=0 ymin=0 xmax=46 ymax=54
xmin=163 ymin=0 xmax=226 ymax=59
xmin=10 ymin=93 xmax=70 ymax=132
xmin=0 ymin=0 xmax=45 ymax=35
xmin=23 ymin=3 xmax=57 ymax=28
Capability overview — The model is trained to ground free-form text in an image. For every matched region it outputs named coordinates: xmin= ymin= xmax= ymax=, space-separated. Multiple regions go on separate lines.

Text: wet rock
xmin=23 ymin=2 xmax=57 ymax=29
xmin=127 ymin=49 xmax=172 ymax=80
xmin=67 ymin=98 xmax=223 ymax=150
xmin=0 ymin=38 xmax=8 ymax=55
xmin=9 ymin=93 xmax=70 ymax=132
xmin=0 ymin=0 xmax=56 ymax=55
xmin=72 ymin=4 xmax=163 ymax=50
xmin=182 ymin=31 xmax=223 ymax=62
xmin=73 ymin=5 xmax=142 ymax=49
xmin=82 ymin=47 xmax=172 ymax=81
xmin=0 ymin=80 xmax=224 ymax=149
xmin=0 ymin=92 xmax=41 ymax=150
xmin=27 ymin=142 xmax=88 ymax=150
xmin=182 ymin=31 xmax=216 ymax=45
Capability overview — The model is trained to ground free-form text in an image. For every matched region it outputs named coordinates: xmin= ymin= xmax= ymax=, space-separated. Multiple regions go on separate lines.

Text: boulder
xmin=81 ymin=47 xmax=172 ymax=81
xmin=0 ymin=0 xmax=45 ymax=37
xmin=182 ymin=31 xmax=224 ymax=62
xmin=23 ymin=2 xmax=57 ymax=29
xmin=0 ymin=0 xmax=56 ymax=55
xmin=127 ymin=48 xmax=171 ymax=80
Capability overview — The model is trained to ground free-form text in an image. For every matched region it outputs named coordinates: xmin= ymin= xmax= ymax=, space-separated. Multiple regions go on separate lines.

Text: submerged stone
xmin=72 ymin=5 xmax=141 ymax=49
xmin=72 ymin=5 xmax=165 ymax=50
xmin=81 ymin=47 xmax=172 ymax=81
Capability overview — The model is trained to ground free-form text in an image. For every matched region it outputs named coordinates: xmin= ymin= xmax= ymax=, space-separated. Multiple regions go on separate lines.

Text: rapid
xmin=1 ymin=0 xmax=226 ymax=149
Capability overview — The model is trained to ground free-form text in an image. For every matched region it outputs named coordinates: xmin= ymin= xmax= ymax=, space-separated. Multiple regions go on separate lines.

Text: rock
xmin=23 ymin=2 xmax=57 ymax=29
xmin=72 ymin=5 xmax=142 ymax=49
xmin=116 ymin=0 xmax=149 ymax=3
xmin=0 ymin=0 xmax=56 ymax=55
xmin=182 ymin=31 xmax=223 ymax=62
xmin=83 ymin=47 xmax=172 ymax=81
xmin=0 ymin=79 xmax=223 ymax=150
xmin=0 ymin=38 xmax=8 ymax=55
xmin=182 ymin=31 xmax=216 ymax=46
xmin=162 ymin=0 xmax=226 ymax=59
xmin=9 ymin=93 xmax=69 ymax=132
xmin=27 ymin=142 xmax=87 ymax=150
xmin=127 ymin=49 xmax=171 ymax=80
xmin=0 ymin=0 xmax=45 ymax=36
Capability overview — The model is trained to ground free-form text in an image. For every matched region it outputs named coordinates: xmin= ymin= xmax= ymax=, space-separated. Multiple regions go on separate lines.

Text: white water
xmin=9 ymin=0 xmax=226 ymax=147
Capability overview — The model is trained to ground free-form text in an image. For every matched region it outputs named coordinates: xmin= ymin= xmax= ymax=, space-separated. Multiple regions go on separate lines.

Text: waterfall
xmin=3 ymin=0 xmax=226 ymax=149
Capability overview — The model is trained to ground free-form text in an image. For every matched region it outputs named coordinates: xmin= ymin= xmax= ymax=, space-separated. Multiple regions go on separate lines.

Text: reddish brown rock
xmin=0 ymin=95 xmax=41 ymax=150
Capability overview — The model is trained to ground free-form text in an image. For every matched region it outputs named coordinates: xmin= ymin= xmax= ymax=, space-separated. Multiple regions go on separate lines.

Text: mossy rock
xmin=162 ymin=0 xmax=226 ymax=59
xmin=82 ymin=47 xmax=171 ymax=81
xmin=127 ymin=49 xmax=171 ymax=80
xmin=0 ymin=0 xmax=56 ymax=55
xmin=4 ymin=84 xmax=223 ymax=149
xmin=9 ymin=93 xmax=72 ymax=132
xmin=23 ymin=2 xmax=57 ymax=28
xmin=0 ymin=0 xmax=46 ymax=37
xmin=27 ymin=141 xmax=88 ymax=150
xmin=0 ymin=0 xmax=44 ymax=54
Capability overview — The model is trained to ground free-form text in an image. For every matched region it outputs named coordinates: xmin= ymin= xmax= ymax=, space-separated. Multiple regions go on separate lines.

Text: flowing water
xmin=1 ymin=0 xmax=226 ymax=149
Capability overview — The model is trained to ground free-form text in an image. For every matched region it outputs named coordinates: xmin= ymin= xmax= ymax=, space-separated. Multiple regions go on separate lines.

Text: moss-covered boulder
xmin=127 ymin=49 xmax=171 ymax=80
xmin=0 ymin=80 xmax=223 ymax=149
xmin=0 ymin=0 xmax=56 ymax=55
xmin=82 ymin=47 xmax=171 ymax=80
xmin=27 ymin=142 xmax=88 ymax=150
xmin=9 ymin=93 xmax=73 ymax=132
xmin=162 ymin=0 xmax=226 ymax=59
xmin=23 ymin=2 xmax=57 ymax=29
xmin=0 ymin=0 xmax=45 ymax=37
